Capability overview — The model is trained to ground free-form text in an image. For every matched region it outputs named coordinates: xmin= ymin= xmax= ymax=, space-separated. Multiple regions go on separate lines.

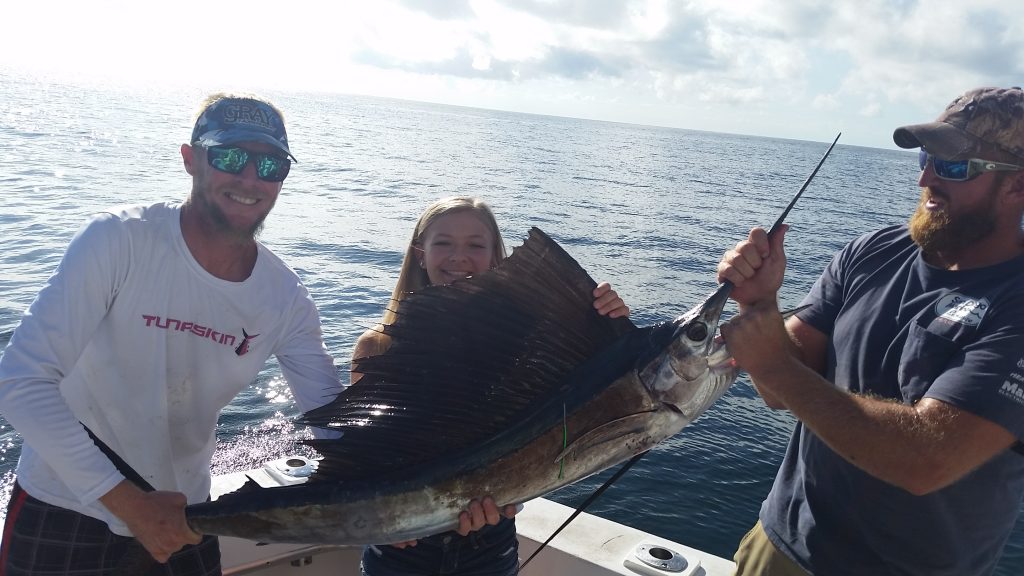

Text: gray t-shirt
xmin=761 ymin=225 xmax=1024 ymax=576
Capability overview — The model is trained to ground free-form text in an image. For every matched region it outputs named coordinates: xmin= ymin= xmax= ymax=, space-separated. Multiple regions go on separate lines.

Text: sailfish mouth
xmin=706 ymin=335 xmax=734 ymax=372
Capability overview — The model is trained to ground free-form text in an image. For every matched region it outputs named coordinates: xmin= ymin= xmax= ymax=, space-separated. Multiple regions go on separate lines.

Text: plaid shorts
xmin=0 ymin=482 xmax=221 ymax=576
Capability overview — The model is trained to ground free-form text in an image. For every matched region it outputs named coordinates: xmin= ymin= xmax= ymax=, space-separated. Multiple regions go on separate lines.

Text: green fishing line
xmin=559 ymin=403 xmax=567 ymax=479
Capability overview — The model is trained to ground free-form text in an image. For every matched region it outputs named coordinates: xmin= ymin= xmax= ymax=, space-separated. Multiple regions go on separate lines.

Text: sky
xmin=3 ymin=0 xmax=1023 ymax=150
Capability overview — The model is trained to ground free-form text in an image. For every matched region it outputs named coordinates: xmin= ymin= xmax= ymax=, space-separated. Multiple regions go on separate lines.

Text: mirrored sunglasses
xmin=918 ymin=149 xmax=1023 ymax=182
xmin=204 ymin=145 xmax=291 ymax=182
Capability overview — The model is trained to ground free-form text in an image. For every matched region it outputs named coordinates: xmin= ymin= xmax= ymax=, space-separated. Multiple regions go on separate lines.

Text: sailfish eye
xmin=686 ymin=321 xmax=708 ymax=341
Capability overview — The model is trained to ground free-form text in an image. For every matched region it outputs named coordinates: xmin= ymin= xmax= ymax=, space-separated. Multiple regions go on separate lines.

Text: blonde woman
xmin=352 ymin=196 xmax=629 ymax=576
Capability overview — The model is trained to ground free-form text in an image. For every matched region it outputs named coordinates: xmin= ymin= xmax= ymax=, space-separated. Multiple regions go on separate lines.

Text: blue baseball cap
xmin=190 ymin=97 xmax=296 ymax=161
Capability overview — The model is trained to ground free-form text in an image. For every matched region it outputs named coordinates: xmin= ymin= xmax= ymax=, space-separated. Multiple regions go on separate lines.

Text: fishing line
xmin=558 ymin=403 xmax=567 ymax=479
xmin=518 ymin=452 xmax=645 ymax=572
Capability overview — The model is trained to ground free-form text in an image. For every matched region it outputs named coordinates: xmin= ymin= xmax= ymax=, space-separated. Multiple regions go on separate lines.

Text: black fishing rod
xmin=84 ymin=424 xmax=165 ymax=574
xmin=713 ymin=132 xmax=842 ymax=302
xmin=518 ymin=132 xmax=842 ymax=573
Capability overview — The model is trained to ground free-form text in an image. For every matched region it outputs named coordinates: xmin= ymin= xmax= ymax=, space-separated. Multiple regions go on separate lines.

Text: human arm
xmin=0 ymin=212 xmax=205 ymax=557
xmin=99 ymin=481 xmax=201 ymax=562
xmin=715 ymin=225 xmax=799 ymax=407
xmin=350 ymin=327 xmax=388 ymax=385
xmin=722 ymin=299 xmax=1019 ymax=496
xmin=275 ymin=288 xmax=346 ymax=427
xmin=592 ymin=282 xmax=629 ymax=318
xmin=0 ymin=216 xmax=125 ymax=496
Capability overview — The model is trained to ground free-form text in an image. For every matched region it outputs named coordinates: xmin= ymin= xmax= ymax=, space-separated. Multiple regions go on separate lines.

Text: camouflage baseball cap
xmin=191 ymin=96 xmax=296 ymax=161
xmin=893 ymin=87 xmax=1024 ymax=164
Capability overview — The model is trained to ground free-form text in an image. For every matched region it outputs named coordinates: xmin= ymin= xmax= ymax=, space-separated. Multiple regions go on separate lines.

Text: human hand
xmin=99 ymin=481 xmax=201 ymax=562
xmin=720 ymin=301 xmax=795 ymax=380
xmin=593 ymin=282 xmax=630 ymax=318
xmin=455 ymin=496 xmax=516 ymax=536
xmin=716 ymin=226 xmax=788 ymax=307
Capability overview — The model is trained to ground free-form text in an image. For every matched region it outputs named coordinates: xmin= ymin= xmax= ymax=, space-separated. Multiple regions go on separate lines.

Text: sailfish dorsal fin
xmin=299 ymin=228 xmax=636 ymax=481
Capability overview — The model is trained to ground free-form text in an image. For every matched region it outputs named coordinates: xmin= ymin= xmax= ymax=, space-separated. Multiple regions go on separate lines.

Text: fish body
xmin=187 ymin=229 xmax=737 ymax=544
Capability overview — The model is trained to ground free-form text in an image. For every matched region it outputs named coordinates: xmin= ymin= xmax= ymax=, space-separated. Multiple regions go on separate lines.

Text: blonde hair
xmin=380 ymin=196 xmax=507 ymax=325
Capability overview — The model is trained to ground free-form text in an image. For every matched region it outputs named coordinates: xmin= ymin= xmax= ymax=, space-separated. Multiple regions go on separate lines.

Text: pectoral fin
xmin=554 ymin=412 xmax=656 ymax=463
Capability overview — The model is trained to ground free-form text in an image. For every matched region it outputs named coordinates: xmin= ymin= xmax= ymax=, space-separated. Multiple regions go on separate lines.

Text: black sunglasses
xmin=203 ymin=145 xmax=291 ymax=183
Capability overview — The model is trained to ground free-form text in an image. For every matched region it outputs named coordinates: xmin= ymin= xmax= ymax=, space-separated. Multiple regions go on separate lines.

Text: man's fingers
xmin=718 ymin=248 xmax=756 ymax=285
xmin=769 ymin=224 xmax=789 ymax=258
xmin=747 ymin=226 xmax=770 ymax=256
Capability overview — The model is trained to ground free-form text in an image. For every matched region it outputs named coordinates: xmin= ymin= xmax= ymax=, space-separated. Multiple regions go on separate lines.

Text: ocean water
xmin=1 ymin=68 xmax=1022 ymax=574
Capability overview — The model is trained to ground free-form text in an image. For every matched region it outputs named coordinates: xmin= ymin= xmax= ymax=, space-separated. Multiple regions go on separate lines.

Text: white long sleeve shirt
xmin=0 ymin=202 xmax=341 ymax=535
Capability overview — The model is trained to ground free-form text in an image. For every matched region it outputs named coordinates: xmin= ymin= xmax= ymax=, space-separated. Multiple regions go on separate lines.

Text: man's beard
xmin=207 ymin=201 xmax=266 ymax=241
xmin=909 ymin=187 xmax=997 ymax=255
xmin=194 ymin=185 xmax=268 ymax=241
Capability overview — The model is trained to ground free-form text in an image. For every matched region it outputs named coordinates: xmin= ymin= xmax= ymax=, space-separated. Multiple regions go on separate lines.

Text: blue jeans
xmin=361 ymin=517 xmax=518 ymax=576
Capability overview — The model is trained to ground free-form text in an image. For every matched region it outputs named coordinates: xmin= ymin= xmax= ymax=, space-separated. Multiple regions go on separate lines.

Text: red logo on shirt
xmin=234 ymin=329 xmax=260 ymax=356
xmin=141 ymin=315 xmax=258 ymax=356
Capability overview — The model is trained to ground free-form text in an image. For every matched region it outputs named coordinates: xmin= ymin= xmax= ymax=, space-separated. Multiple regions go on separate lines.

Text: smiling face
xmin=418 ymin=210 xmax=498 ymax=286
xmin=909 ymin=165 xmax=1003 ymax=256
xmin=182 ymin=141 xmax=283 ymax=241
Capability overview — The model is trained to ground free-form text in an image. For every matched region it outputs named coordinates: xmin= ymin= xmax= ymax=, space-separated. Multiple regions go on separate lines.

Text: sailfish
xmin=187 ymin=226 xmax=735 ymax=544
xmin=185 ymin=136 xmax=841 ymax=545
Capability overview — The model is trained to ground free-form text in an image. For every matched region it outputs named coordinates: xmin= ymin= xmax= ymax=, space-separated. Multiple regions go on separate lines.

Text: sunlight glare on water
xmin=210 ymin=415 xmax=319 ymax=478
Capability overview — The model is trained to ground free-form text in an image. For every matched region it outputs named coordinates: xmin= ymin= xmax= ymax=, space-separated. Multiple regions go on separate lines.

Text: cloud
xmin=535 ymin=47 xmax=625 ymax=79
xmin=859 ymin=100 xmax=882 ymax=118
xmin=812 ymin=93 xmax=841 ymax=111
xmin=395 ymin=0 xmax=477 ymax=20
xmin=350 ymin=1 xmax=814 ymax=100
xmin=821 ymin=1 xmax=1024 ymax=108
xmin=4 ymin=0 xmax=1024 ymax=148
xmin=275 ymin=0 xmax=1024 ymax=143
